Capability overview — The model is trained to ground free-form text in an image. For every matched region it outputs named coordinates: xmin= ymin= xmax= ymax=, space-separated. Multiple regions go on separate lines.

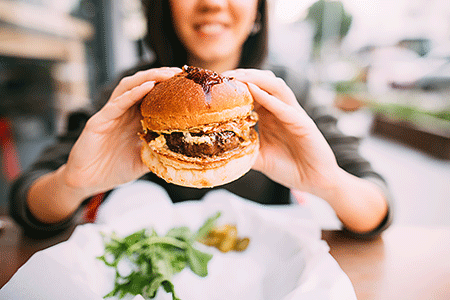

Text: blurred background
xmin=1 ymin=0 xmax=449 ymax=228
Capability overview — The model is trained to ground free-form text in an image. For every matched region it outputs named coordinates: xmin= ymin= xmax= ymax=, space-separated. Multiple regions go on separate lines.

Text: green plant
xmin=306 ymin=0 xmax=353 ymax=47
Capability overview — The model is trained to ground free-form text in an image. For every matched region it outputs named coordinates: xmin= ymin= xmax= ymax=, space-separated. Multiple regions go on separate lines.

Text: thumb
xmin=252 ymin=151 xmax=264 ymax=173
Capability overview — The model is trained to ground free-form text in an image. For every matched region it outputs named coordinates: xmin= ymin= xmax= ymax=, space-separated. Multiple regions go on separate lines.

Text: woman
xmin=9 ymin=0 xmax=391 ymax=237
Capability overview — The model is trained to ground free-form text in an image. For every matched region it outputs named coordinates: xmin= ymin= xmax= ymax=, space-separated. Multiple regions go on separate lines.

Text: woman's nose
xmin=197 ymin=0 xmax=228 ymax=12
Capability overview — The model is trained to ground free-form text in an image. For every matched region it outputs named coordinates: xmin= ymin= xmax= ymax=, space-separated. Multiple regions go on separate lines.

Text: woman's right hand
xmin=62 ymin=67 xmax=181 ymax=198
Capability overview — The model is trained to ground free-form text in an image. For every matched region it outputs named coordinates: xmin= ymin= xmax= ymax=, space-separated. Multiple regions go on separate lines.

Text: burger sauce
xmin=182 ymin=65 xmax=231 ymax=105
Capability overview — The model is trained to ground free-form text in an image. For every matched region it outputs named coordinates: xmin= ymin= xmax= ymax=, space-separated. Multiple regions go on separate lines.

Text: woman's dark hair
xmin=141 ymin=0 xmax=268 ymax=69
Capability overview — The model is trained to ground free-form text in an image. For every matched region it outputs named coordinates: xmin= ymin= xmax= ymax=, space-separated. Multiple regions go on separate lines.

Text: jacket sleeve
xmin=273 ymin=65 xmax=394 ymax=238
xmin=8 ymin=62 xmax=156 ymax=237
xmin=307 ymin=101 xmax=394 ymax=238
xmin=8 ymin=112 xmax=90 ymax=237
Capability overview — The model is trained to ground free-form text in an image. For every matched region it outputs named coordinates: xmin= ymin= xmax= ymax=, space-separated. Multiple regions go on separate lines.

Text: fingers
xmin=91 ymin=67 xmax=182 ymax=127
xmin=224 ymin=69 xmax=297 ymax=106
xmin=246 ymin=82 xmax=291 ymax=117
xmin=224 ymin=69 xmax=312 ymax=124
xmin=247 ymin=82 xmax=313 ymax=128
xmin=110 ymin=67 xmax=182 ymax=100
xmin=96 ymin=80 xmax=155 ymax=123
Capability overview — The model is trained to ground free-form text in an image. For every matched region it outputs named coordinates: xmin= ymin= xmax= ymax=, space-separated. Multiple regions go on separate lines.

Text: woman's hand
xmin=63 ymin=67 xmax=182 ymax=197
xmin=27 ymin=67 xmax=182 ymax=224
xmin=224 ymin=69 xmax=341 ymax=195
xmin=224 ymin=69 xmax=388 ymax=233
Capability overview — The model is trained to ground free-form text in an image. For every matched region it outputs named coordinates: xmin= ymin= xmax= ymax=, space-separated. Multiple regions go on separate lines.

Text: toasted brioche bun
xmin=140 ymin=70 xmax=253 ymax=131
xmin=139 ymin=66 xmax=259 ymax=188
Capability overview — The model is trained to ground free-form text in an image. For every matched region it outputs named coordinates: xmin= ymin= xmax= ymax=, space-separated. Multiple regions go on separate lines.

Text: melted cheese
xmin=150 ymin=135 xmax=167 ymax=149
xmin=183 ymin=132 xmax=213 ymax=144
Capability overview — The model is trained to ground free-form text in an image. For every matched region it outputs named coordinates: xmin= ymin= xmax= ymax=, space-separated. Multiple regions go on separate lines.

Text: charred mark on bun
xmin=181 ymin=65 xmax=233 ymax=105
xmin=139 ymin=65 xmax=259 ymax=188
xmin=183 ymin=65 xmax=227 ymax=94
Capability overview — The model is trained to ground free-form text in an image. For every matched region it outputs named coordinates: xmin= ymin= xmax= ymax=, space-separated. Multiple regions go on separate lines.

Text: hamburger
xmin=139 ymin=66 xmax=259 ymax=188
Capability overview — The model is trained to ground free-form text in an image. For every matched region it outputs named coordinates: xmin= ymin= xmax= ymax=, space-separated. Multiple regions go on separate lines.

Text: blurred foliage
xmin=306 ymin=0 xmax=353 ymax=46
xmin=435 ymin=111 xmax=450 ymax=122
xmin=371 ymin=102 xmax=450 ymax=124
xmin=334 ymin=80 xmax=367 ymax=94
xmin=333 ymin=79 xmax=450 ymax=128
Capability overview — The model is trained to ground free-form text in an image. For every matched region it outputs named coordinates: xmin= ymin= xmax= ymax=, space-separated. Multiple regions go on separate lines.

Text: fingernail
xmin=143 ymin=81 xmax=155 ymax=86
xmin=247 ymin=82 xmax=258 ymax=89
xmin=222 ymin=70 xmax=235 ymax=76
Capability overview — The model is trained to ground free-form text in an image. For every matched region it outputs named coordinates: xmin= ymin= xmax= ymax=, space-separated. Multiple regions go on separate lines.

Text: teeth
xmin=198 ymin=24 xmax=224 ymax=35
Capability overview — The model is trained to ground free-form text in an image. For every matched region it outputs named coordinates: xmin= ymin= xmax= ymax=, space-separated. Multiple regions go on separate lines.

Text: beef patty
xmin=141 ymin=113 xmax=257 ymax=158
xmin=164 ymin=131 xmax=241 ymax=158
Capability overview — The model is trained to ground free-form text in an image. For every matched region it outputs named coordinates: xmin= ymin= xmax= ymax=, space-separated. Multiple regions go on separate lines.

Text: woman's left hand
xmin=223 ymin=69 xmax=341 ymax=195
xmin=224 ymin=69 xmax=389 ymax=234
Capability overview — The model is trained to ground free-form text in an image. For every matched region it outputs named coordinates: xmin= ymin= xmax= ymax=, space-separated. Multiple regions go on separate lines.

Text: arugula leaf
xmin=98 ymin=212 xmax=221 ymax=300
xmin=166 ymin=226 xmax=192 ymax=242
xmin=161 ymin=280 xmax=180 ymax=300
xmin=186 ymin=245 xmax=213 ymax=277
xmin=192 ymin=212 xmax=221 ymax=242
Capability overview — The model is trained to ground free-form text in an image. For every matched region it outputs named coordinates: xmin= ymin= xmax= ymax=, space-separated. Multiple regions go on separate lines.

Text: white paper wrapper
xmin=1 ymin=181 xmax=356 ymax=300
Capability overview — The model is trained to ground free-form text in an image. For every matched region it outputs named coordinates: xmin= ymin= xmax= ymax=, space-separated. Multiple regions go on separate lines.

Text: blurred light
xmin=272 ymin=0 xmax=317 ymax=24
xmin=272 ymin=0 xmax=450 ymax=52
xmin=325 ymin=61 xmax=358 ymax=82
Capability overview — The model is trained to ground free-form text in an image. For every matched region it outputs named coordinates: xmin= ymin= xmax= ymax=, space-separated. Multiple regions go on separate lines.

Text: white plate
xmin=1 ymin=181 xmax=356 ymax=300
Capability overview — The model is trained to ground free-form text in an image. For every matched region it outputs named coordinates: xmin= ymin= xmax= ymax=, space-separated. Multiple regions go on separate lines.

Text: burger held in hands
xmin=139 ymin=66 xmax=259 ymax=188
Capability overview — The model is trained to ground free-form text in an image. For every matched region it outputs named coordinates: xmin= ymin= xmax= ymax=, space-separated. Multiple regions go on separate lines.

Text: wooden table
xmin=322 ymin=226 xmax=450 ymax=300
xmin=1 ymin=216 xmax=450 ymax=300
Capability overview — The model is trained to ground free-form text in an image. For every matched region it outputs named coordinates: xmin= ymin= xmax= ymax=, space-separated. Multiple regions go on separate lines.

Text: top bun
xmin=140 ymin=66 xmax=253 ymax=131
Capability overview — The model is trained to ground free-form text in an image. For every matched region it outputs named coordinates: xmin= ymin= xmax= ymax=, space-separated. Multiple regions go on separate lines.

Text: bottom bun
xmin=141 ymin=139 xmax=259 ymax=188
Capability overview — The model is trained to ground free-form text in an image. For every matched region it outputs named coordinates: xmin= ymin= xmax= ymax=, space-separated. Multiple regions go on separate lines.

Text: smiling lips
xmin=195 ymin=23 xmax=227 ymax=36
